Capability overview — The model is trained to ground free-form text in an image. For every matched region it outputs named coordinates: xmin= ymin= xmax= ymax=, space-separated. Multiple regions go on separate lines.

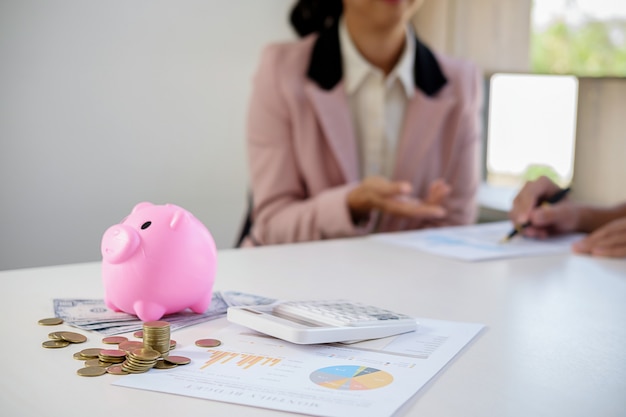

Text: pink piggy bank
xmin=101 ymin=202 xmax=217 ymax=321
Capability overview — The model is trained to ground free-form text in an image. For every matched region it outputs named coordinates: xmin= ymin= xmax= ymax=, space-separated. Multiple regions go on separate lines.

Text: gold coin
xmin=59 ymin=332 xmax=87 ymax=343
xmin=84 ymin=359 xmax=104 ymax=367
xmin=102 ymin=336 xmax=128 ymax=344
xmin=79 ymin=348 xmax=103 ymax=358
xmin=126 ymin=355 xmax=156 ymax=362
xmin=143 ymin=320 xmax=170 ymax=328
xmin=99 ymin=355 xmax=123 ymax=360
xmin=48 ymin=331 xmax=65 ymax=340
xmin=118 ymin=341 xmax=144 ymax=352
xmin=77 ymin=366 xmax=107 ymax=377
xmin=38 ymin=317 xmax=63 ymax=326
xmin=121 ymin=367 xmax=149 ymax=374
xmin=130 ymin=348 xmax=160 ymax=361
xmin=106 ymin=365 xmax=129 ymax=375
xmin=99 ymin=349 xmax=127 ymax=358
xmin=121 ymin=358 xmax=156 ymax=372
xmin=154 ymin=360 xmax=177 ymax=369
xmin=73 ymin=352 xmax=86 ymax=360
xmin=163 ymin=355 xmax=191 ymax=365
xmin=42 ymin=340 xmax=70 ymax=348
xmin=195 ymin=338 xmax=221 ymax=348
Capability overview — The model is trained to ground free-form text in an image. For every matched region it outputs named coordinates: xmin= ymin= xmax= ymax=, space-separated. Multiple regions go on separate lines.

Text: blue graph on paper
xmin=421 ymin=234 xmax=508 ymax=252
xmin=372 ymin=221 xmax=584 ymax=261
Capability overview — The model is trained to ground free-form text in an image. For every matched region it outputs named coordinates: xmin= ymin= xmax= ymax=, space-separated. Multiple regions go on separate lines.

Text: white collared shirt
xmin=339 ymin=19 xmax=415 ymax=179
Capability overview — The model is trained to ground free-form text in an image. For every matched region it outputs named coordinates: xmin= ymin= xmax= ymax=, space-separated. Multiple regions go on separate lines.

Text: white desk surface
xmin=2 ymin=235 xmax=626 ymax=417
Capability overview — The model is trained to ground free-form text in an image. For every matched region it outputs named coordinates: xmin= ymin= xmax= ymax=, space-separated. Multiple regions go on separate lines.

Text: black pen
xmin=501 ymin=186 xmax=572 ymax=243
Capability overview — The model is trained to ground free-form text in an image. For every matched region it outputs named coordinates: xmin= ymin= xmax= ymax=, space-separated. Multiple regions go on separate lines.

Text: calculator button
xmin=273 ymin=301 xmax=414 ymax=328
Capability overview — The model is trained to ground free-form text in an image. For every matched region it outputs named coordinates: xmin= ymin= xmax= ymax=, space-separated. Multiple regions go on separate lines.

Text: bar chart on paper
xmin=201 ymin=350 xmax=282 ymax=370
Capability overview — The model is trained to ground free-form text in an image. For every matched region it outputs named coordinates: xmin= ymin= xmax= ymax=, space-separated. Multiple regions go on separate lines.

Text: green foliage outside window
xmin=522 ymin=165 xmax=562 ymax=186
xmin=532 ymin=19 xmax=626 ymax=76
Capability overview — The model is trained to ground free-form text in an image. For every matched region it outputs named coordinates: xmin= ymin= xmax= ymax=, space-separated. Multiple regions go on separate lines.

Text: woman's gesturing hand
xmin=347 ymin=176 xmax=450 ymax=224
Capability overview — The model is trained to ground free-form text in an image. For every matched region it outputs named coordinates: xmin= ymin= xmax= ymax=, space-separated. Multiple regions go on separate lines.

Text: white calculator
xmin=227 ymin=299 xmax=418 ymax=344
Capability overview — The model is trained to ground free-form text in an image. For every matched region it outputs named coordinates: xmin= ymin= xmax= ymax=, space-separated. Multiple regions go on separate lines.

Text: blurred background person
xmin=241 ymin=0 xmax=483 ymax=246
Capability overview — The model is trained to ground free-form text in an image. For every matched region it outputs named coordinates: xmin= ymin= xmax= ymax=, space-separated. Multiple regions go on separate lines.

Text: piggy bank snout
xmin=101 ymin=224 xmax=140 ymax=264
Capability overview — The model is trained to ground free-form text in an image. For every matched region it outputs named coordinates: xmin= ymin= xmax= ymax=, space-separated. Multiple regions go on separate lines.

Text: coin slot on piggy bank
xmin=101 ymin=202 xmax=217 ymax=321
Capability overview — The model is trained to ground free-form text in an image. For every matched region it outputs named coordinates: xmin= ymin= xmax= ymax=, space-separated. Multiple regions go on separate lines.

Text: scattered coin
xmin=133 ymin=330 xmax=143 ymax=338
xmin=102 ymin=336 xmax=128 ymax=345
xmin=42 ymin=331 xmax=87 ymax=349
xmin=59 ymin=332 xmax=87 ymax=344
xmin=154 ymin=360 xmax=177 ymax=370
xmin=100 ymin=349 xmax=126 ymax=357
xmin=38 ymin=317 xmax=64 ymax=326
xmin=106 ymin=365 xmax=129 ymax=375
xmin=84 ymin=359 xmax=105 ymax=367
xmin=79 ymin=348 xmax=103 ymax=359
xmin=40 ymin=319 xmax=195 ymax=377
xmin=77 ymin=366 xmax=107 ymax=377
xmin=118 ymin=341 xmax=144 ymax=353
xmin=163 ymin=355 xmax=191 ymax=365
xmin=195 ymin=338 xmax=221 ymax=348
xmin=42 ymin=340 xmax=70 ymax=348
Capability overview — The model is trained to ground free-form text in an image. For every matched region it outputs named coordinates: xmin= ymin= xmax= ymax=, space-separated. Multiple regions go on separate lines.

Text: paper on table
xmin=113 ymin=318 xmax=484 ymax=417
xmin=372 ymin=221 xmax=585 ymax=261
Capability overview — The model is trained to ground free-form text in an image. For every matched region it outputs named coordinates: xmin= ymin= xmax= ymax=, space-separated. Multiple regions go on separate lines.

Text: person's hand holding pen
xmin=508 ymin=176 xmax=626 ymax=257
xmin=507 ymin=176 xmax=579 ymax=240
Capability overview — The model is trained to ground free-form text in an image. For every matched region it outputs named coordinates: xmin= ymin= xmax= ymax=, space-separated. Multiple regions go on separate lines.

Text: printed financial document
xmin=372 ymin=221 xmax=585 ymax=261
xmin=114 ymin=318 xmax=484 ymax=417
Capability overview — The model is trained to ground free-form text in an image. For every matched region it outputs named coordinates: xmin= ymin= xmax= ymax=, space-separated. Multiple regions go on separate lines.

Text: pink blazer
xmin=244 ymin=26 xmax=483 ymax=246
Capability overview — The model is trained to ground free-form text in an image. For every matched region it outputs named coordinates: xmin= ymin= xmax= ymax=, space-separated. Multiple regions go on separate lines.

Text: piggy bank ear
xmin=170 ymin=209 xmax=190 ymax=229
xmin=131 ymin=202 xmax=154 ymax=214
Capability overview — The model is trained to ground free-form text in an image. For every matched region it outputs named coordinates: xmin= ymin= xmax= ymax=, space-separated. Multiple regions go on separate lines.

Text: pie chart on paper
xmin=309 ymin=365 xmax=393 ymax=390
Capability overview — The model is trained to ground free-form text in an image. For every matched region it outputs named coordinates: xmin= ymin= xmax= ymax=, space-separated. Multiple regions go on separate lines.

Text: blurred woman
xmin=241 ymin=0 xmax=483 ymax=246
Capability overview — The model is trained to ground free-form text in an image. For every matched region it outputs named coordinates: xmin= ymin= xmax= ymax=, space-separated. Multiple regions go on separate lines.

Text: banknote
xmin=53 ymin=291 xmax=276 ymax=336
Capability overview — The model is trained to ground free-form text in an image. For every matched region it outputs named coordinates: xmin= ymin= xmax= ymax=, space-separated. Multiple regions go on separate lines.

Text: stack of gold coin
xmin=121 ymin=347 xmax=161 ymax=374
xmin=98 ymin=349 xmax=127 ymax=365
xmin=142 ymin=321 xmax=171 ymax=355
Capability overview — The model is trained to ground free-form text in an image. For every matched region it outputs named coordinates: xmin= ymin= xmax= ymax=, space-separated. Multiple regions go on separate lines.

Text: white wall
xmin=414 ymin=0 xmax=532 ymax=73
xmin=0 ymin=0 xmax=294 ymax=270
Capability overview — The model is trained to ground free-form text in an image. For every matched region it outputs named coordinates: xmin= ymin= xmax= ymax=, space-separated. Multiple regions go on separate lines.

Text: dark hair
xmin=289 ymin=0 xmax=343 ymax=37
